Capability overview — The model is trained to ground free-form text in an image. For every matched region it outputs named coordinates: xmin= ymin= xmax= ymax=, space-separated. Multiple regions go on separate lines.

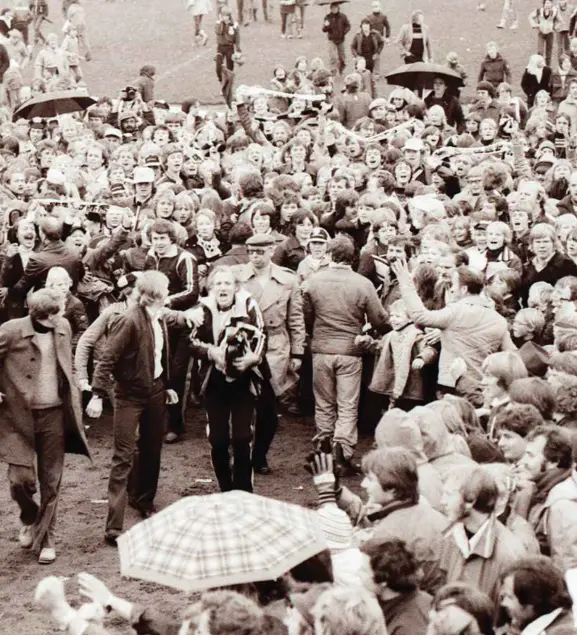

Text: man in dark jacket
xmin=350 ymin=19 xmax=383 ymax=73
xmin=7 ymin=215 xmax=84 ymax=302
xmin=424 ymin=76 xmax=465 ymax=132
xmin=144 ymin=219 xmax=199 ymax=443
xmin=477 ymin=41 xmax=512 ymax=88
xmin=210 ymin=221 xmax=252 ymax=272
xmin=0 ymin=289 xmax=90 ymax=564
xmin=363 ymin=1 xmax=389 ymax=77
xmin=92 ymin=271 xmax=178 ymax=545
xmin=322 ymin=2 xmax=351 ymax=76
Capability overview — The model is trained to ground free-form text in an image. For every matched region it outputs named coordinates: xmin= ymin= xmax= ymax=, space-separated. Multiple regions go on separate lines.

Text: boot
xmin=333 ymin=442 xmax=361 ymax=477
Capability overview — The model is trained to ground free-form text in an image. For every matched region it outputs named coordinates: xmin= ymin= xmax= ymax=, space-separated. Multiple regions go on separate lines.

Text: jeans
xmin=106 ymin=380 xmax=166 ymax=534
xmin=205 ymin=371 xmax=255 ymax=493
xmin=9 ymin=406 xmax=65 ymax=551
xmin=538 ymin=31 xmax=554 ymax=66
xmin=312 ymin=353 xmax=362 ymax=459
xmin=557 ymin=31 xmax=570 ymax=61
xmin=328 ymin=41 xmax=346 ymax=75
xmin=499 ymin=0 xmax=517 ymax=26
xmin=216 ymin=46 xmax=234 ymax=83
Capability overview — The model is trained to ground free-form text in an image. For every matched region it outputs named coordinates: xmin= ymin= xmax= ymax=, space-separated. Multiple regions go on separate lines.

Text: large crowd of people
xmin=2 ymin=0 xmax=577 ymax=633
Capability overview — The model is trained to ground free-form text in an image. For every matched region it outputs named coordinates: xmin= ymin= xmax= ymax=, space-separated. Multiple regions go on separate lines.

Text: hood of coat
xmin=411 ymin=406 xmax=453 ymax=460
xmin=375 ymin=408 xmax=428 ymax=464
xmin=544 ymin=470 xmax=577 ymax=508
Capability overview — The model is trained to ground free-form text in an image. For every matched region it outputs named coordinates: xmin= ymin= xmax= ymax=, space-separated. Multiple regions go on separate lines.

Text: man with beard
xmin=515 ymin=425 xmax=574 ymax=557
xmin=500 ymin=556 xmax=576 ymax=634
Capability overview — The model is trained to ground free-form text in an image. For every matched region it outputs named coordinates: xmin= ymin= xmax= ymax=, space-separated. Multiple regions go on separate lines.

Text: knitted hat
xmin=476 ymin=80 xmax=496 ymax=97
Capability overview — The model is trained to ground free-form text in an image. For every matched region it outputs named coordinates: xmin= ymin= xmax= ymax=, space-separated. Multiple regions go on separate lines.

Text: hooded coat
xmin=540 ymin=471 xmax=577 ymax=572
xmin=414 ymin=409 xmax=478 ymax=483
xmin=375 ymin=409 xmax=444 ymax=511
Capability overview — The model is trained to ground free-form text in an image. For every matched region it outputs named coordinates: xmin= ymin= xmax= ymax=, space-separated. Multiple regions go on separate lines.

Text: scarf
xmin=531 ymin=466 xmax=572 ymax=508
xmin=197 ymin=236 xmax=222 ymax=260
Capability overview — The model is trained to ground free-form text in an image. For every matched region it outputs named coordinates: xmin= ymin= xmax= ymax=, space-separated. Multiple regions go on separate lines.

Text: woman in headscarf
xmin=521 ymin=54 xmax=552 ymax=108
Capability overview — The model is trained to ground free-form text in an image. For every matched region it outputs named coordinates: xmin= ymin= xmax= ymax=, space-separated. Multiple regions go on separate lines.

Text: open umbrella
xmin=13 ymin=90 xmax=97 ymax=121
xmin=117 ymin=491 xmax=328 ymax=593
xmin=316 ymin=0 xmax=349 ymax=5
xmin=385 ymin=62 xmax=464 ymax=95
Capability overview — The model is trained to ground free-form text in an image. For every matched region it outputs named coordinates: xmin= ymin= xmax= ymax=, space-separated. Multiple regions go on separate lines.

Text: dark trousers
xmin=8 ymin=406 xmax=65 ymax=552
xmin=205 ymin=371 xmax=255 ymax=493
xmin=253 ymin=376 xmax=278 ymax=469
xmin=216 ymin=46 xmax=234 ymax=83
xmin=106 ymin=380 xmax=166 ymax=534
xmin=167 ymin=328 xmax=190 ymax=436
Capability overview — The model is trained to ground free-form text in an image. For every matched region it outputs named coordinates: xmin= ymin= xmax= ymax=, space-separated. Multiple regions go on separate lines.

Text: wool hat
xmin=110 ymin=182 xmax=127 ymax=196
xmin=476 ymin=80 xmax=496 ymax=97
xmin=132 ymin=167 xmax=155 ymax=184
xmin=369 ymin=97 xmax=388 ymax=112
xmin=103 ymin=127 xmax=122 ymax=139
xmin=118 ymin=111 xmax=137 ymax=124
xmin=246 ymin=233 xmax=276 ymax=247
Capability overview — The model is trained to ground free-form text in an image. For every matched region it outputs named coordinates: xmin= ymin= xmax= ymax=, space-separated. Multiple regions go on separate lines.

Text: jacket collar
xmin=521 ymin=608 xmax=565 ymax=635
xmin=200 ymin=289 xmax=252 ymax=319
xmin=148 ymin=244 xmax=179 ymax=259
xmin=366 ymin=498 xmax=416 ymax=523
xmin=445 ymin=515 xmax=497 ymax=560
xmin=21 ymin=315 xmax=67 ymax=338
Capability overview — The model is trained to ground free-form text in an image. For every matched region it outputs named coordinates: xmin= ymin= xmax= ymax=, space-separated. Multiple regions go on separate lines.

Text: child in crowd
xmin=356 ymin=299 xmax=437 ymax=411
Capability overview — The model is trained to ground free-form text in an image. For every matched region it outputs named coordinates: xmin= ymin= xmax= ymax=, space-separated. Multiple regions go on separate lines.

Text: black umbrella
xmin=13 ymin=90 xmax=97 ymax=121
xmin=385 ymin=62 xmax=464 ymax=95
xmin=316 ymin=0 xmax=349 ymax=5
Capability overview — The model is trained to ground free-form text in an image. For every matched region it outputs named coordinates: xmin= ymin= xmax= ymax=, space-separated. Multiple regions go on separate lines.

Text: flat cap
xmin=246 ymin=233 xmax=276 ymax=247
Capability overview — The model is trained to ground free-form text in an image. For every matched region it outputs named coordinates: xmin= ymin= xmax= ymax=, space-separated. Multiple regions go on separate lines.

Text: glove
xmin=304 ymin=444 xmax=341 ymax=504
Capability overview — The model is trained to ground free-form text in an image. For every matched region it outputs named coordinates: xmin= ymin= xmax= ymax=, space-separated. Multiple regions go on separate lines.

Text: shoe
xmin=280 ymin=33 xmax=286 ymax=38
xmin=164 ymin=432 xmax=181 ymax=444
xmin=497 ymin=22 xmax=505 ymax=28
xmin=510 ymin=22 xmax=518 ymax=29
xmin=199 ymin=31 xmax=208 ymax=46
xmin=38 ymin=547 xmax=56 ymax=564
xmin=129 ymin=501 xmax=156 ymax=519
xmin=104 ymin=531 xmax=120 ymax=546
xmin=333 ymin=442 xmax=361 ymax=476
xmin=84 ymin=52 xmax=92 ymax=62
xmin=477 ymin=3 xmax=485 ymax=9
xmin=18 ymin=525 xmax=33 ymax=549
xmin=254 ymin=462 xmax=271 ymax=475
xmin=287 ymin=34 xmax=293 ymax=39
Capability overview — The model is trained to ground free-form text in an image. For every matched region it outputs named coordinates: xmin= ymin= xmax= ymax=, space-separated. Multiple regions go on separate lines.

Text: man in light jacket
xmin=392 ymin=260 xmax=515 ymax=406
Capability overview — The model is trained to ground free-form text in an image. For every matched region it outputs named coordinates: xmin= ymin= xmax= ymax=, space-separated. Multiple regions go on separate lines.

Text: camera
xmin=121 ymin=86 xmax=137 ymax=101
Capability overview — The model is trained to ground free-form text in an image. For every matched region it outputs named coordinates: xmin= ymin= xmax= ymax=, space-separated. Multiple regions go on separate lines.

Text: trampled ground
xmin=0 ymin=0 xmax=540 ymax=632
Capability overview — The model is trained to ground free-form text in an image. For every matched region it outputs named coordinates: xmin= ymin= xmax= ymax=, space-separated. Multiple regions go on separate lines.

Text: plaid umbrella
xmin=117 ymin=491 xmax=328 ymax=592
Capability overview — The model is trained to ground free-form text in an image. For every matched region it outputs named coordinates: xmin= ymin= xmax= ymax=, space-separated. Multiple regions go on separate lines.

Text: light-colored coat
xmin=395 ymin=23 xmax=432 ymax=62
xmin=400 ymin=282 xmax=514 ymax=395
xmin=0 ymin=316 xmax=90 ymax=468
xmin=541 ymin=471 xmax=577 ymax=572
xmin=237 ymin=262 xmax=306 ymax=396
